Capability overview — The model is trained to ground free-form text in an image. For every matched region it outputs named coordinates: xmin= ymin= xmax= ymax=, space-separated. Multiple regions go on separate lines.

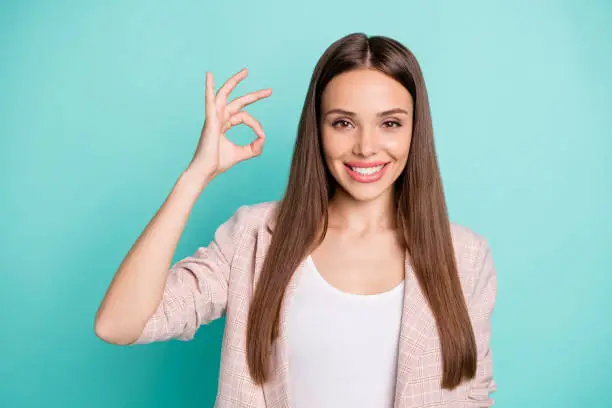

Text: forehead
xmin=321 ymin=68 xmax=413 ymax=113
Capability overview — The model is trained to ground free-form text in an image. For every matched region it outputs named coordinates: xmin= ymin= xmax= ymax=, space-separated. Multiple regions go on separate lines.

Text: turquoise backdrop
xmin=1 ymin=1 xmax=610 ymax=407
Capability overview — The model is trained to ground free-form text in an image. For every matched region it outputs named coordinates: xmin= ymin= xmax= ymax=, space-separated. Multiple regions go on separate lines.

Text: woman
xmin=94 ymin=32 xmax=497 ymax=407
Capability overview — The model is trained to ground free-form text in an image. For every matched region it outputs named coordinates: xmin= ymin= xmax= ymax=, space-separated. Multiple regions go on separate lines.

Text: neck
xmin=327 ymin=187 xmax=396 ymax=234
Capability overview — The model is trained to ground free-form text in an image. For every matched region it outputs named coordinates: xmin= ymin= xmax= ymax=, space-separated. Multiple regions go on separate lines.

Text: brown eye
xmin=383 ymin=120 xmax=402 ymax=128
xmin=332 ymin=119 xmax=353 ymax=129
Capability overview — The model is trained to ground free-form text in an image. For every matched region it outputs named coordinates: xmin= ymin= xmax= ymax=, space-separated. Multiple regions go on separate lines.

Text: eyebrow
xmin=323 ymin=108 xmax=410 ymax=118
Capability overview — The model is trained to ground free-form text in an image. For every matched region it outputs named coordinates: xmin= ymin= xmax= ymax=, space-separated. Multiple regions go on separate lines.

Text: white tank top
xmin=286 ymin=255 xmax=405 ymax=408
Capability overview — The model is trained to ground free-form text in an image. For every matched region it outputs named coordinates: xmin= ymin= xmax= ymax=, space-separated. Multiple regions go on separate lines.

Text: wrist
xmin=178 ymin=166 xmax=214 ymax=194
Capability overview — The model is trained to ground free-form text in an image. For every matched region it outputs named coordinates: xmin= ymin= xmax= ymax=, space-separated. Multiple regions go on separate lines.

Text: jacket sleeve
xmin=130 ymin=205 xmax=248 ymax=344
xmin=466 ymin=238 xmax=498 ymax=406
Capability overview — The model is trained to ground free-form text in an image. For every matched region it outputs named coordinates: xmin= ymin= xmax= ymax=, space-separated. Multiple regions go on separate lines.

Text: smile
xmin=343 ymin=161 xmax=390 ymax=183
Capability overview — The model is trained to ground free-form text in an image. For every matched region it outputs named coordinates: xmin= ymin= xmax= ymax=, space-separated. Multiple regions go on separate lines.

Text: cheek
xmin=382 ymin=136 xmax=412 ymax=160
xmin=321 ymin=134 xmax=350 ymax=160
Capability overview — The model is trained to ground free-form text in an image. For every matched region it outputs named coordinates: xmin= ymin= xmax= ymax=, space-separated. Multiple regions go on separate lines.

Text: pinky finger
xmin=205 ymin=72 xmax=216 ymax=119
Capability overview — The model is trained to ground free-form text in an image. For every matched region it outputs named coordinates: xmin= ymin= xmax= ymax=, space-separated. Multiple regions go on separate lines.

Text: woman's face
xmin=319 ymin=68 xmax=414 ymax=203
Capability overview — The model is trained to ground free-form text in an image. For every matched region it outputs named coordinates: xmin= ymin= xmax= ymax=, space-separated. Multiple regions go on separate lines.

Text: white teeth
xmin=350 ymin=164 xmax=385 ymax=175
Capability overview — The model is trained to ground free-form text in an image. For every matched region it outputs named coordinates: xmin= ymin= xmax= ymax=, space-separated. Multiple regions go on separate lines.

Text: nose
xmin=352 ymin=128 xmax=378 ymax=157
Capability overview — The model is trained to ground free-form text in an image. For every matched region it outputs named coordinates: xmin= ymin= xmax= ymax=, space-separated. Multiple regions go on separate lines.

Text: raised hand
xmin=188 ymin=68 xmax=272 ymax=181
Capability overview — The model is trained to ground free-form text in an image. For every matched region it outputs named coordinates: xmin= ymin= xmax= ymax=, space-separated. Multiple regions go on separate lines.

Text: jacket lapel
xmin=262 ymin=258 xmax=306 ymax=408
xmin=259 ymin=206 xmax=302 ymax=408
xmin=393 ymin=250 xmax=437 ymax=406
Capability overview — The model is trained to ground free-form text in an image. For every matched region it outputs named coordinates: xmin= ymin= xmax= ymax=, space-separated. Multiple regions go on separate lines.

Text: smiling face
xmin=319 ymin=68 xmax=414 ymax=203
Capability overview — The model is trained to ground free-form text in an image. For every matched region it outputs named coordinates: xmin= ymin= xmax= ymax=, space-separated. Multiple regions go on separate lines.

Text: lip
xmin=344 ymin=161 xmax=389 ymax=168
xmin=343 ymin=161 xmax=391 ymax=183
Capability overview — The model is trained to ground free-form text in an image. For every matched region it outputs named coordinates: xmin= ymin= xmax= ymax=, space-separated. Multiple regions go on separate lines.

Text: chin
xmin=342 ymin=185 xmax=391 ymax=202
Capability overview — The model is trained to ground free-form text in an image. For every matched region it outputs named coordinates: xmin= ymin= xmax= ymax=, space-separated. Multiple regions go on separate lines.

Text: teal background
xmin=1 ymin=0 xmax=610 ymax=407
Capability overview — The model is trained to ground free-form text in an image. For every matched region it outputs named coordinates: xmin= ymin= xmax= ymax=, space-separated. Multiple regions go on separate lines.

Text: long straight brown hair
xmin=246 ymin=32 xmax=476 ymax=390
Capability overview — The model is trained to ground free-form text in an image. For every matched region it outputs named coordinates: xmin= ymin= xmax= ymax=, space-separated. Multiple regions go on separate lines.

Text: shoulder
xmin=449 ymin=221 xmax=489 ymax=256
xmin=225 ymin=200 xmax=279 ymax=232
xmin=449 ymin=221 xmax=496 ymax=302
xmin=211 ymin=201 xmax=279 ymax=259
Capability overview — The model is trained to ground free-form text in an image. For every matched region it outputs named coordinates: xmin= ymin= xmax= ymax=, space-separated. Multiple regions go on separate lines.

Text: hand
xmin=187 ymin=67 xmax=272 ymax=181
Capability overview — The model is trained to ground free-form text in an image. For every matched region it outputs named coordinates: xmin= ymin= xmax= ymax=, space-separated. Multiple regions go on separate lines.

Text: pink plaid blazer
xmin=133 ymin=201 xmax=497 ymax=407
